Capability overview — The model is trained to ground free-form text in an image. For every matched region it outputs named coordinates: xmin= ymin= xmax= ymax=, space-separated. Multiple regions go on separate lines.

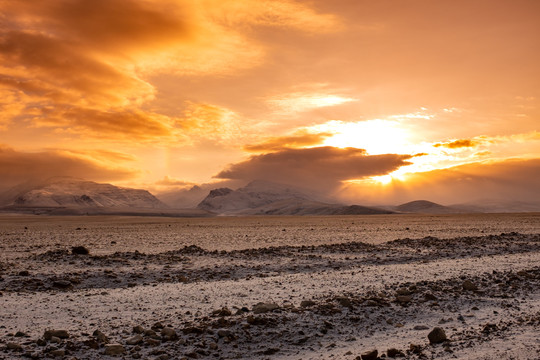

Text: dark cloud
xmin=0 ymin=145 xmax=137 ymax=191
xmin=243 ymin=131 xmax=333 ymax=152
xmin=215 ymin=146 xmax=413 ymax=191
xmin=434 ymin=139 xmax=478 ymax=149
xmin=155 ymin=176 xmax=195 ymax=187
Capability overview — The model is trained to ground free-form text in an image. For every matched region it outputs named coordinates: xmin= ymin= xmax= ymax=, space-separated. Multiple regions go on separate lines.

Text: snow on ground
xmin=0 ymin=214 xmax=539 ymax=359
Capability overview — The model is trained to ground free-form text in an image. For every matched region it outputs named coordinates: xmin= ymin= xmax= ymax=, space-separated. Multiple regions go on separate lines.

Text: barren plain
xmin=0 ymin=213 xmax=539 ymax=359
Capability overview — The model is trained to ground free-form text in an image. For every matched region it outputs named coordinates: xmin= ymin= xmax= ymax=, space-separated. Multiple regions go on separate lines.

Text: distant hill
xmin=0 ymin=177 xmax=218 ymax=217
xmin=395 ymin=200 xmax=461 ymax=214
xmin=2 ymin=177 xmax=166 ymax=209
xmin=197 ymin=180 xmax=392 ymax=215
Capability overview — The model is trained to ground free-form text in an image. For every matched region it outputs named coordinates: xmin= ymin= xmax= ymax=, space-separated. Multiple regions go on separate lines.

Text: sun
xmin=311 ymin=119 xmax=412 ymax=155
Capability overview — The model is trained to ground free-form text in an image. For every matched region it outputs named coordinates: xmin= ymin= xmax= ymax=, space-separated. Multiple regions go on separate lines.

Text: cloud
xmin=266 ymin=91 xmax=357 ymax=115
xmin=215 ymin=146 xmax=413 ymax=191
xmin=434 ymin=139 xmax=479 ymax=149
xmin=155 ymin=176 xmax=195 ymax=187
xmin=0 ymin=0 xmax=339 ymax=141
xmin=0 ymin=145 xmax=137 ymax=190
xmin=341 ymin=158 xmax=540 ymax=205
xmin=244 ymin=131 xmax=333 ymax=152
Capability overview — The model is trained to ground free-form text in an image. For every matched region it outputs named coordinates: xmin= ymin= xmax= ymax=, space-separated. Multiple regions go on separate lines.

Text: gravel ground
xmin=0 ymin=214 xmax=539 ymax=359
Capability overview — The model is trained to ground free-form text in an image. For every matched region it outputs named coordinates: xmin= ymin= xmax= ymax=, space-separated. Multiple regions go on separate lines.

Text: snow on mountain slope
xmin=8 ymin=177 xmax=167 ymax=209
xmin=197 ymin=180 xmax=313 ymax=213
xmin=197 ymin=180 xmax=392 ymax=215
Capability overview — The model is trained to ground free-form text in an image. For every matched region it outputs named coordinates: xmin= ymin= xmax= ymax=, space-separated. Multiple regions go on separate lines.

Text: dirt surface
xmin=0 ymin=214 xmax=539 ymax=359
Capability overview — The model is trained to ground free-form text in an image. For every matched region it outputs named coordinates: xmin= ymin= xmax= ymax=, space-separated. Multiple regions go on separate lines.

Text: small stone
xmin=387 ymin=348 xmax=404 ymax=357
xmin=126 ymin=334 xmax=143 ymax=345
xmin=252 ymin=302 xmax=280 ymax=314
xmin=217 ymin=329 xmax=232 ymax=338
xmin=133 ymin=325 xmax=145 ymax=334
xmin=50 ymin=349 xmax=65 ymax=357
xmin=409 ymin=343 xmax=422 ymax=354
xmin=104 ymin=343 xmax=125 ymax=355
xmin=50 ymin=336 xmax=62 ymax=343
xmin=462 ymin=280 xmax=477 ymax=291
xmin=300 ymin=300 xmax=316 ymax=308
xmin=44 ymin=330 xmax=70 ymax=340
xmin=145 ymin=338 xmax=161 ymax=346
xmin=161 ymin=327 xmax=177 ymax=341
xmin=6 ymin=342 xmax=23 ymax=351
xmin=336 ymin=297 xmax=352 ymax=308
xmin=18 ymin=270 xmax=30 ymax=276
xmin=151 ymin=322 xmax=164 ymax=330
xmin=71 ymin=246 xmax=89 ymax=255
xmin=360 ymin=349 xmax=378 ymax=360
xmin=52 ymin=280 xmax=73 ymax=289
xmin=424 ymin=292 xmax=437 ymax=301
xmin=428 ymin=327 xmax=447 ymax=344
xmin=144 ymin=329 xmax=157 ymax=337
xmin=93 ymin=329 xmax=109 ymax=344
xmin=396 ymin=288 xmax=411 ymax=296
xmin=36 ymin=339 xmax=47 ymax=346
xmin=396 ymin=295 xmax=412 ymax=303
xmin=216 ymin=307 xmax=232 ymax=316
xmin=413 ymin=325 xmax=429 ymax=330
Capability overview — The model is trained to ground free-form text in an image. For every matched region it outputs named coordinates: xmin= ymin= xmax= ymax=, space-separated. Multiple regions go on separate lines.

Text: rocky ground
xmin=0 ymin=217 xmax=539 ymax=359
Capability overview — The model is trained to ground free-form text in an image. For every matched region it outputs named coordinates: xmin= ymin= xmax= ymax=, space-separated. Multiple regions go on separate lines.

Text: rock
xmin=71 ymin=246 xmax=90 ymax=255
xmin=52 ymin=280 xmax=73 ymax=289
xmin=263 ymin=348 xmax=280 ymax=355
xmin=360 ymin=349 xmax=378 ymax=360
xmin=252 ymin=302 xmax=279 ymax=314
xmin=214 ymin=307 xmax=232 ymax=316
xmin=409 ymin=343 xmax=422 ymax=354
xmin=44 ymin=330 xmax=70 ymax=340
xmin=18 ymin=270 xmax=30 ymax=276
xmin=428 ymin=327 xmax=447 ymax=344
xmin=14 ymin=331 xmax=27 ymax=337
xmin=396 ymin=288 xmax=411 ymax=296
xmin=413 ymin=325 xmax=429 ymax=330
xmin=104 ymin=344 xmax=125 ymax=355
xmin=144 ymin=329 xmax=157 ymax=337
xmin=300 ymin=300 xmax=316 ymax=308
xmin=387 ymin=348 xmax=404 ymax=357
xmin=161 ymin=327 xmax=177 ymax=341
xmin=396 ymin=295 xmax=412 ymax=303
xmin=145 ymin=338 xmax=161 ymax=346
xmin=93 ymin=329 xmax=109 ymax=344
xmin=126 ymin=334 xmax=143 ymax=345
xmin=50 ymin=349 xmax=65 ymax=357
xmin=6 ymin=342 xmax=23 ymax=351
xmin=462 ymin=280 xmax=477 ymax=291
xmin=151 ymin=322 xmax=164 ymax=330
xmin=50 ymin=336 xmax=62 ymax=343
xmin=36 ymin=339 xmax=47 ymax=346
xmin=424 ymin=292 xmax=437 ymax=301
xmin=336 ymin=297 xmax=353 ymax=308
xmin=217 ymin=329 xmax=232 ymax=338
xmin=133 ymin=325 xmax=145 ymax=334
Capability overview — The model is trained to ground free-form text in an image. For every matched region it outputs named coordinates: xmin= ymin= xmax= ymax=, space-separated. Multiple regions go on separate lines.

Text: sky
xmin=1 ymin=0 xmax=539 ymax=205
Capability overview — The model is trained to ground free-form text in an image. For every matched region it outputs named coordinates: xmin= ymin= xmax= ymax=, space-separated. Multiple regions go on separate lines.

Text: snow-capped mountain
xmin=4 ymin=177 xmax=167 ymax=209
xmin=197 ymin=180 xmax=392 ymax=215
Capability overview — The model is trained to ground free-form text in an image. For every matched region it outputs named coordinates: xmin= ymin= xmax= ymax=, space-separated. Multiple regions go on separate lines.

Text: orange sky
xmin=1 ymin=0 xmax=539 ymax=204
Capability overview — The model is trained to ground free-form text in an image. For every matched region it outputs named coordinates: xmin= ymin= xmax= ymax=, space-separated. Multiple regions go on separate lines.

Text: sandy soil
xmin=0 ymin=214 xmax=539 ymax=359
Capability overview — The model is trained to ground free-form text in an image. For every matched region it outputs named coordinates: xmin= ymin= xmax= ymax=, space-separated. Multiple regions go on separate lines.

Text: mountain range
xmin=0 ymin=177 xmax=538 ymax=216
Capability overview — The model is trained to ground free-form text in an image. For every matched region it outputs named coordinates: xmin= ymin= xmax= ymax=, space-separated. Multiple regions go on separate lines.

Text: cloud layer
xmin=0 ymin=145 xmax=136 ymax=191
xmin=215 ymin=146 xmax=413 ymax=191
